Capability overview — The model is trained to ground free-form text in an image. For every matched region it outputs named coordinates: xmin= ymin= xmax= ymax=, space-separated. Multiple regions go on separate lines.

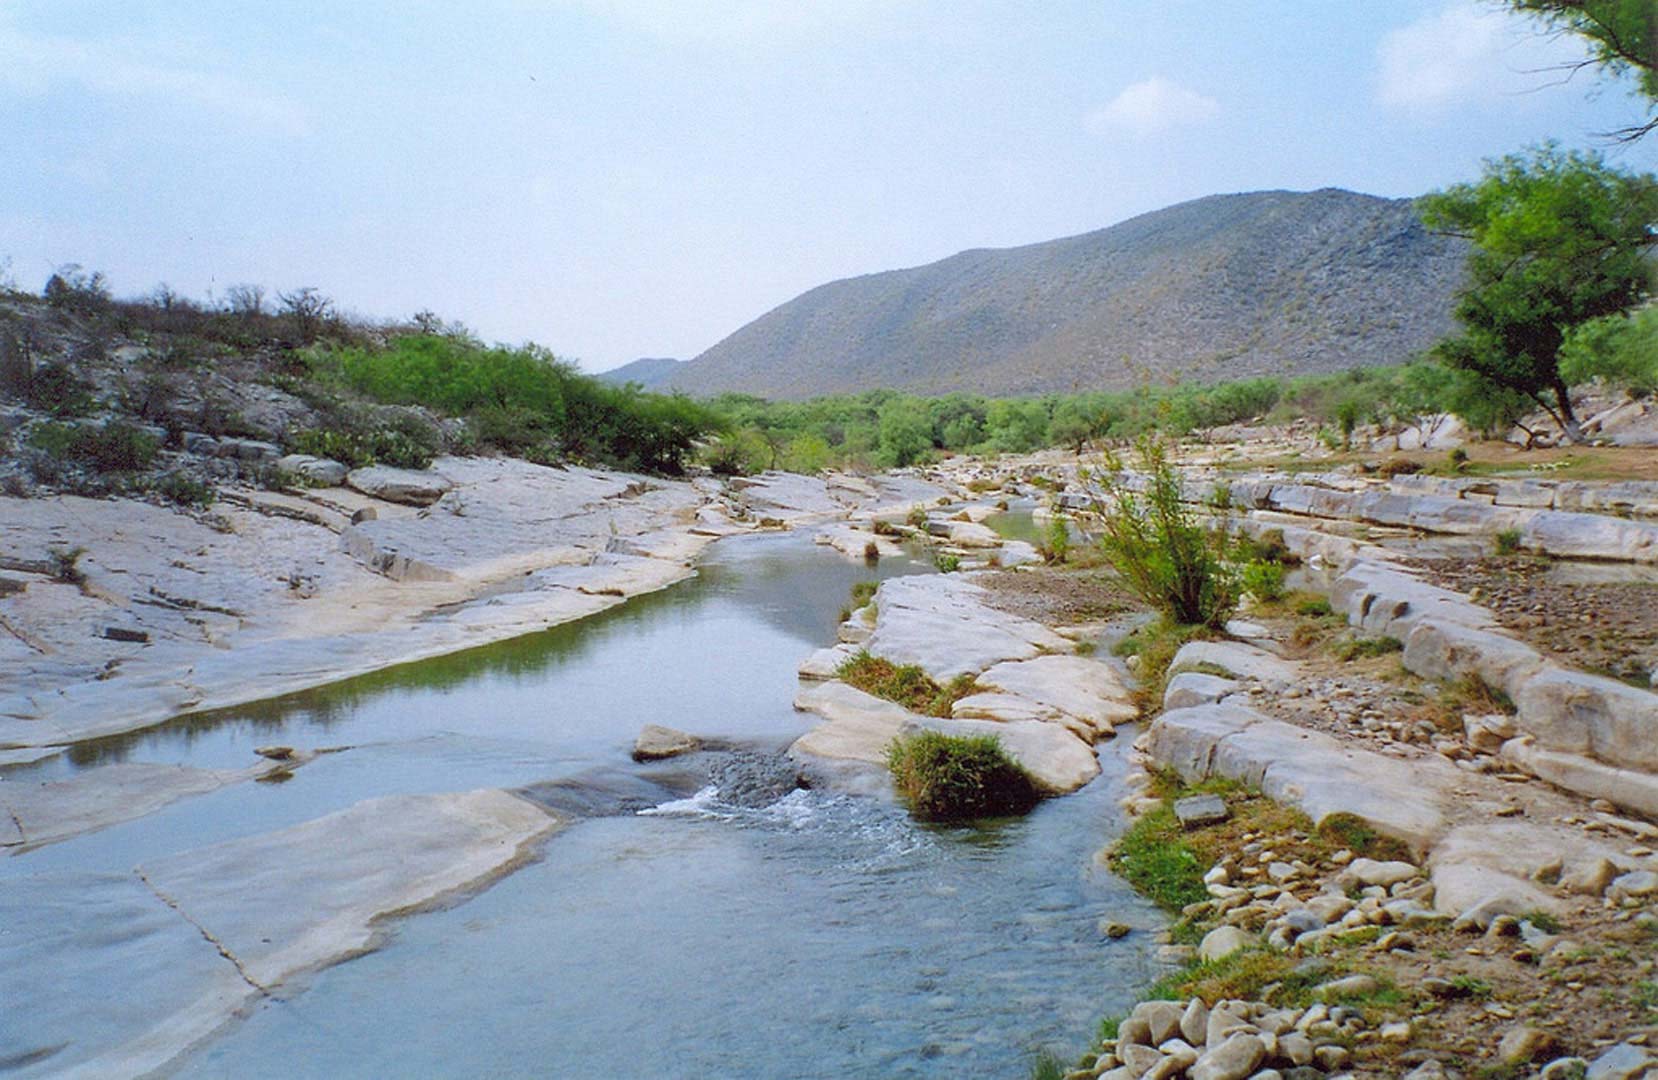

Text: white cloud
xmin=1086 ymin=77 xmax=1220 ymax=135
xmin=0 ymin=13 xmax=309 ymax=136
xmin=1376 ymin=1 xmax=1588 ymax=110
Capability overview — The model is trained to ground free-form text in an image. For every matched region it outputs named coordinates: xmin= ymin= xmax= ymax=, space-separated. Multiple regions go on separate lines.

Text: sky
xmin=3 ymin=1 xmax=1654 ymax=373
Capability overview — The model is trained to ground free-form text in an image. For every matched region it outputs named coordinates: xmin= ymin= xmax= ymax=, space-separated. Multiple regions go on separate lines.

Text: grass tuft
xmin=886 ymin=731 xmax=1040 ymax=822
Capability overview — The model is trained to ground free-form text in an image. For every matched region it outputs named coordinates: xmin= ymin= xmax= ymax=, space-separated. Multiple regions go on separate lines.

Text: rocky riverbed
xmin=8 ymin=433 xmax=1658 ymax=1077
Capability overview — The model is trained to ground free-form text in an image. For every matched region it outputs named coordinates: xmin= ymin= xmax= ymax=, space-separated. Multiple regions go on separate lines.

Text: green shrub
xmin=151 ymin=473 xmax=216 ymax=508
xmin=906 ymin=504 xmax=929 ymax=528
xmin=1042 ymin=515 xmax=1070 ymax=564
xmin=3 ymin=358 xmax=95 ymax=418
xmin=49 ymin=545 xmax=87 ymax=584
xmin=287 ymin=427 xmax=434 ymax=470
xmin=1240 ymin=559 xmax=1286 ymax=602
xmin=1494 ymin=528 xmax=1523 ymax=556
xmin=934 ymin=552 xmax=961 ymax=573
xmin=1092 ymin=438 xmax=1238 ymax=628
xmin=703 ymin=429 xmax=768 ymax=476
xmin=314 ymin=334 xmax=721 ymax=474
xmin=1237 ymin=527 xmax=1295 ymax=566
xmin=885 ymin=730 xmax=1039 ymax=822
xmin=30 ymin=420 xmax=159 ymax=473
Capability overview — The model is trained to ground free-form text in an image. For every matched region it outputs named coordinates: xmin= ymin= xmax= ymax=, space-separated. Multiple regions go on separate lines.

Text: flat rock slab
xmin=1146 ymin=703 xmax=1454 ymax=856
xmin=792 ymin=681 xmax=1098 ymax=794
xmin=1164 ymin=671 xmax=1240 ymax=710
xmin=813 ymin=524 xmax=904 ymax=562
xmin=864 ymin=574 xmax=1073 ymax=683
xmin=968 ymin=655 xmax=1137 ymax=737
xmin=0 ymin=761 xmax=260 ymax=853
xmin=139 ymin=788 xmax=561 ymax=991
xmin=1174 ymin=793 xmax=1230 ymax=828
xmin=1429 ymin=821 xmax=1636 ymax=921
xmin=798 ymin=642 xmax=858 ymax=681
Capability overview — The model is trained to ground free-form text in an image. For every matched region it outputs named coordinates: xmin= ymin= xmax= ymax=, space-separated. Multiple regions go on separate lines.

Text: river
xmin=4 ymin=528 xmax=1160 ymax=1078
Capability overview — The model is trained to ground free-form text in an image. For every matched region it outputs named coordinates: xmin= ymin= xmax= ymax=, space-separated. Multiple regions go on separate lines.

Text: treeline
xmin=7 ymin=257 xmax=1651 ymax=482
xmin=688 ymin=331 xmax=1634 ymax=475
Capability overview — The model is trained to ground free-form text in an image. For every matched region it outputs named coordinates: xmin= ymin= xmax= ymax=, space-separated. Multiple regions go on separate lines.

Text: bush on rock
xmin=885 ymin=731 xmax=1039 ymax=822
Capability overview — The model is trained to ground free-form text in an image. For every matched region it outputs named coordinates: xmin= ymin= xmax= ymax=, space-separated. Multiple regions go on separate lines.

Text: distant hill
xmin=597 ymin=356 xmax=684 ymax=389
xmin=664 ymin=188 xmax=1467 ymax=400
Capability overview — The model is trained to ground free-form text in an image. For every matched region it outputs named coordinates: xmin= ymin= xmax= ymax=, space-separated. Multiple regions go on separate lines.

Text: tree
xmin=1560 ymin=304 xmax=1658 ymax=393
xmin=278 ymin=286 xmax=334 ymax=340
xmin=876 ymin=398 xmax=933 ymax=468
xmin=1048 ymin=397 xmax=1099 ymax=454
xmin=1419 ymin=144 xmax=1658 ymax=442
xmin=224 ymin=283 xmax=266 ymax=316
xmin=1506 ymin=0 xmax=1657 ymax=140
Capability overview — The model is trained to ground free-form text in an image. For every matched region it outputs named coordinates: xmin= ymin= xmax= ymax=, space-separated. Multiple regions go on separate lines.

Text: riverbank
xmin=0 ymin=458 xmax=949 ymax=758
xmin=4 ymin=521 xmax=1164 ymax=1078
xmin=922 ymin=449 xmax=1658 ymax=1078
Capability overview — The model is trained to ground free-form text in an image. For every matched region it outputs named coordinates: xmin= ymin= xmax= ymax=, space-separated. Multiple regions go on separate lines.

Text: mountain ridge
xmin=663 ymin=188 xmax=1467 ymax=400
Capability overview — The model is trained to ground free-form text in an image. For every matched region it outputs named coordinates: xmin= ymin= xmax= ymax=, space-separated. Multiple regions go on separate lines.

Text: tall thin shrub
xmin=1090 ymin=438 xmax=1237 ymax=628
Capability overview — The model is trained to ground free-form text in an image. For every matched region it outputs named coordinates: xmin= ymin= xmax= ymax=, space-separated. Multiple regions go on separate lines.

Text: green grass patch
xmin=1316 ymin=813 xmax=1413 ymax=862
xmin=836 ymin=651 xmax=976 ymax=718
xmin=1110 ymin=800 xmax=1208 ymax=912
xmin=1112 ymin=617 xmax=1214 ymax=706
xmin=885 ymin=730 xmax=1039 ymax=822
xmin=1330 ymin=634 xmax=1404 ymax=662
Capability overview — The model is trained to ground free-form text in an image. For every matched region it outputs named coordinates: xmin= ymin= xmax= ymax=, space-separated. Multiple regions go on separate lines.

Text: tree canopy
xmin=1507 ymin=0 xmax=1658 ymax=140
xmin=1418 ymin=143 xmax=1658 ymax=439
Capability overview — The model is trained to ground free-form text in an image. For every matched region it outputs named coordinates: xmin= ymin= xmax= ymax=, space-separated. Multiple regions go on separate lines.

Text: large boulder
xmin=345 ymin=465 xmax=454 ymax=507
xmin=1167 ymin=640 xmax=1296 ymax=690
xmin=276 ymin=454 xmax=348 ymax=487
xmin=631 ymin=725 xmax=701 ymax=761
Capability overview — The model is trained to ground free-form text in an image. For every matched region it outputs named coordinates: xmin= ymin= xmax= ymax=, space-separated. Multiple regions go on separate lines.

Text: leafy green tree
xmin=985 ymin=398 xmax=1049 ymax=453
xmin=1560 ymin=305 xmax=1658 ymax=394
xmin=1419 ymin=144 xmax=1658 ymax=441
xmin=876 ymin=398 xmax=933 ymax=467
xmin=1507 ymin=0 xmax=1657 ymax=140
xmin=1047 ymin=397 xmax=1099 ymax=453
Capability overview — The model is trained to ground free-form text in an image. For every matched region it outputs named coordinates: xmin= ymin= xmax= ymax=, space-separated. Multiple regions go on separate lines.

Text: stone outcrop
xmin=0 ymin=757 xmax=315 ymax=854
xmin=1330 ymin=554 xmax=1658 ymax=817
xmin=1144 ymin=702 xmax=1452 ymax=856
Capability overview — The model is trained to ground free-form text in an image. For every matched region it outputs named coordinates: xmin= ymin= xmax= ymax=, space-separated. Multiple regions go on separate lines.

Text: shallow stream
xmin=6 ymin=530 xmax=1159 ymax=1077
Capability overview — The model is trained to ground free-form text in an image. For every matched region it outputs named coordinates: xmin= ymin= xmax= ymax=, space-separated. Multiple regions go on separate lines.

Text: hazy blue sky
xmin=3 ymin=1 xmax=1653 ymax=371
